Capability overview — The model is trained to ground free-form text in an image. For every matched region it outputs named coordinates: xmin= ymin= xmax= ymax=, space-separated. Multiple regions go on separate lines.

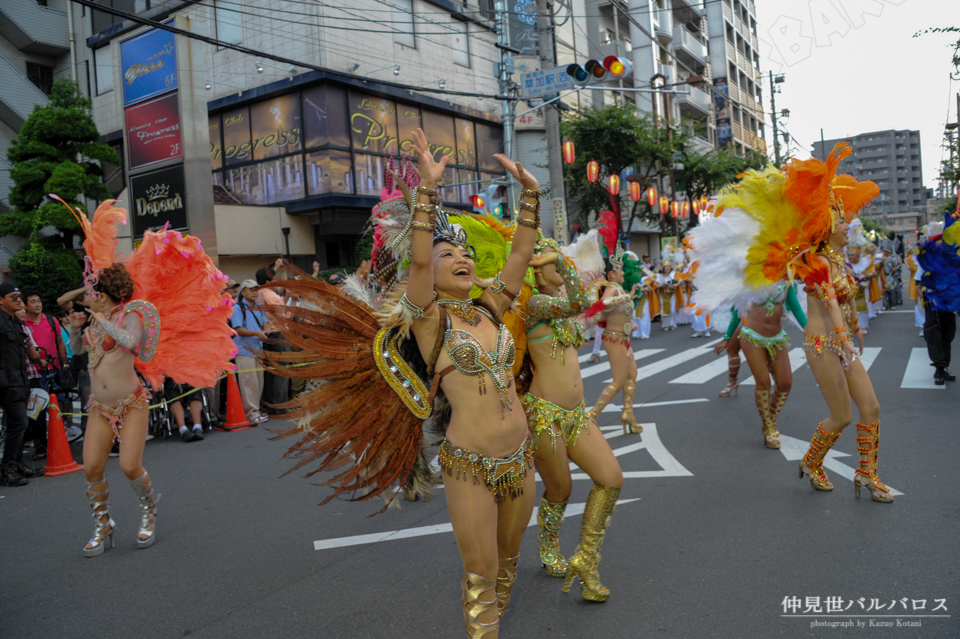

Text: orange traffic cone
xmin=217 ymin=372 xmax=254 ymax=431
xmin=44 ymin=394 xmax=83 ymax=477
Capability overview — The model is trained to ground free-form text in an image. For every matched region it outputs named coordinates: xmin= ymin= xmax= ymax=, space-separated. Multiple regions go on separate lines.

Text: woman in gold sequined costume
xmin=401 ymin=129 xmax=540 ymax=637
xmin=520 ymin=239 xmax=623 ymax=602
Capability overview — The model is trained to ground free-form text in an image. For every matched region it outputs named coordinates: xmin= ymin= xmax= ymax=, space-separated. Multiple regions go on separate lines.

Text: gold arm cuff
xmin=410 ymin=220 xmax=436 ymax=232
xmin=516 ymin=217 xmax=538 ymax=229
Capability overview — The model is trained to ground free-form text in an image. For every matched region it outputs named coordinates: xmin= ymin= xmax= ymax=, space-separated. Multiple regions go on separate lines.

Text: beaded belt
xmin=438 ymin=436 xmax=534 ymax=504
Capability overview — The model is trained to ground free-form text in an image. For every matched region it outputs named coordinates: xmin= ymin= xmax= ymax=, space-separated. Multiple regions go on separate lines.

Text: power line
xmin=73 ymin=0 xmax=515 ymax=100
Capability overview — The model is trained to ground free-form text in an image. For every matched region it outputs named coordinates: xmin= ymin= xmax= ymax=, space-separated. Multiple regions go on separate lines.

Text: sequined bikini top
xmin=527 ymin=318 xmax=584 ymax=363
xmin=83 ymin=301 xmax=161 ymax=370
xmin=443 ymin=312 xmax=515 ymax=411
xmin=749 ymin=282 xmax=788 ymax=316
xmin=822 ymin=246 xmax=858 ymax=304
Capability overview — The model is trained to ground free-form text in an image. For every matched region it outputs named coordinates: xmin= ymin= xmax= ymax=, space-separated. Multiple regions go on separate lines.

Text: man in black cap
xmin=0 ymin=283 xmax=45 ymax=486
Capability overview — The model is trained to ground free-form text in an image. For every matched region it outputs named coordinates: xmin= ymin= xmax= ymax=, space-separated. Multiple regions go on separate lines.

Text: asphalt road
xmin=1 ymin=307 xmax=957 ymax=639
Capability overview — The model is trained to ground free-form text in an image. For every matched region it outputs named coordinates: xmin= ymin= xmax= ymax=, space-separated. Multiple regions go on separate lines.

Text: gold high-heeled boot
xmin=536 ymin=495 xmax=568 ymax=577
xmin=754 ymin=389 xmax=780 ymax=449
xmin=767 ymin=389 xmax=789 ymax=447
xmin=561 ymin=482 xmax=620 ymax=602
xmin=462 ymin=572 xmax=499 ymax=638
xmin=130 ymin=471 xmax=158 ymax=549
xmin=719 ymin=355 xmax=740 ymax=397
xmin=799 ymin=423 xmax=841 ymax=491
xmin=621 ymin=379 xmax=641 ymax=434
xmin=588 ymin=384 xmax=618 ymax=423
xmin=854 ymin=420 xmax=893 ymax=503
xmin=496 ymin=555 xmax=519 ymax=618
xmin=84 ymin=479 xmax=115 ymax=558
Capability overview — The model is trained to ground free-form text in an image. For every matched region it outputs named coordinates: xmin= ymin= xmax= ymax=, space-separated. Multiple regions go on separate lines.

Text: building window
xmin=94 ymin=46 xmax=114 ymax=94
xmin=26 ymin=63 xmax=54 ymax=95
xmin=216 ymin=0 xmax=243 ymax=45
xmin=393 ymin=0 xmax=416 ymax=48
xmin=452 ymin=21 xmax=470 ymax=67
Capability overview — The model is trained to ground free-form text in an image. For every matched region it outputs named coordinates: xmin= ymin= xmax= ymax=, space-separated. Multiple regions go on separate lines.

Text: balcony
xmin=655 ymin=8 xmax=673 ymax=44
xmin=756 ymin=137 xmax=766 ymax=155
xmin=672 ymin=25 xmax=708 ymax=66
xmin=0 ymin=0 xmax=69 ymax=55
xmin=726 ymin=81 xmax=741 ymax=104
xmin=734 ymin=13 xmax=745 ymax=35
xmin=674 ymin=0 xmax=705 ymax=18
xmin=0 ymin=56 xmax=48 ymax=131
xmin=677 ymin=84 xmax=712 ymax=118
xmin=754 ymin=66 xmax=764 ymax=84
xmin=751 ymin=32 xmax=758 ymax=49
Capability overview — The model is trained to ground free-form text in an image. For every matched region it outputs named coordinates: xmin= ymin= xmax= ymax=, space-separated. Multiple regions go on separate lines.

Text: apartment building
xmin=813 ymin=130 xmax=925 ymax=232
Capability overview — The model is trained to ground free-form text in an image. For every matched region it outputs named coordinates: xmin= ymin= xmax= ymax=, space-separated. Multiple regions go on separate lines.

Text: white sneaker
xmin=65 ymin=426 xmax=84 ymax=442
xmin=256 ymin=414 xmax=269 ymax=423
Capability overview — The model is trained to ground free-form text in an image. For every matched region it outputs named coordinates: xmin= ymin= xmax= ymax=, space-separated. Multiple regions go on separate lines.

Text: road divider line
xmin=583 ymin=348 xmax=663 ymax=379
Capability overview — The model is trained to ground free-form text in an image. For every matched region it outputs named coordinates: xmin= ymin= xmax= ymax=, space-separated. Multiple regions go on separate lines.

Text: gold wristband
xmin=416 ymin=186 xmax=437 ymax=197
xmin=413 ymin=202 xmax=436 ymax=214
xmin=516 ymin=217 xmax=538 ymax=229
xmin=519 ymin=188 xmax=543 ymax=198
xmin=410 ymin=220 xmax=436 ymax=232
xmin=518 ymin=200 xmax=538 ymax=213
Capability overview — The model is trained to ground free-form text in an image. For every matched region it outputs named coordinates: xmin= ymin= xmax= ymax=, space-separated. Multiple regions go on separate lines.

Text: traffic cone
xmin=44 ymin=394 xmax=83 ymax=477
xmin=217 ymin=372 xmax=254 ymax=431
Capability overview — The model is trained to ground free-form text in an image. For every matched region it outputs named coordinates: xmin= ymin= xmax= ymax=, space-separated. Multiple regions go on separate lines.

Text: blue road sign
xmin=521 ymin=66 xmax=573 ymax=99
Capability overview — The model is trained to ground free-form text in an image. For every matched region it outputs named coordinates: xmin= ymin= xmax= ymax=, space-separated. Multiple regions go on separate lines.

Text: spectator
xmin=164 ymin=378 xmax=205 ymax=442
xmin=223 ymin=278 xmax=240 ymax=302
xmin=58 ymin=287 xmax=92 ymax=433
xmin=328 ymin=272 xmax=345 ymax=286
xmin=24 ymin=291 xmax=78 ymax=447
xmin=0 ymin=284 xmax=44 ymax=486
xmin=311 ymin=260 xmax=321 ymax=279
xmin=231 ymin=280 xmax=268 ymax=424
xmin=257 ymin=262 xmax=291 ymax=414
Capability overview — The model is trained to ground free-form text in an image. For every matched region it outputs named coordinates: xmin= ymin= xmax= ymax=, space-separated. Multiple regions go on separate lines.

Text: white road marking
xmin=741 ymin=347 xmax=881 ymax=385
xmin=602 ymin=339 xmax=722 ymax=383
xmin=669 ymin=358 xmax=730 ymax=385
xmin=582 ymin=349 xmax=663 ymax=379
xmin=312 ymin=499 xmax=642 ymax=551
xmin=901 ymin=348 xmax=943 ymax=389
xmin=565 ymin=422 xmax=694 ymax=481
xmin=578 ymin=350 xmax=607 ymax=363
xmin=858 ymin=347 xmax=882 ymax=371
xmin=600 ymin=398 xmax=710 ymax=412
xmin=741 ymin=348 xmax=807 ymax=385
xmin=779 ymin=434 xmax=903 ymax=496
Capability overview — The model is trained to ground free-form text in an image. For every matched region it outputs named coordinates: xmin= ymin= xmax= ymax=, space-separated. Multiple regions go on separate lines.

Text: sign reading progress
xmin=521 ymin=66 xmax=572 ymax=99
xmin=130 ymin=164 xmax=188 ymax=238
xmin=125 ymin=92 xmax=183 ymax=169
xmin=120 ymin=26 xmax=178 ymax=106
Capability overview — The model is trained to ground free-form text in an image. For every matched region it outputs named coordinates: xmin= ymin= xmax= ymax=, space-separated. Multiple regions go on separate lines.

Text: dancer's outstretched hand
xmin=493 ymin=154 xmax=539 ymax=191
xmin=411 ymin=128 xmax=448 ymax=188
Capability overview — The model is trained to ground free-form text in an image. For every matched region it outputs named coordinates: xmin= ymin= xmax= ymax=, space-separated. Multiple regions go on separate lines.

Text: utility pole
xmin=538 ymin=0 xmax=566 ymax=240
xmin=495 ymin=2 xmax=516 ymax=209
xmin=769 ymin=70 xmax=781 ymax=166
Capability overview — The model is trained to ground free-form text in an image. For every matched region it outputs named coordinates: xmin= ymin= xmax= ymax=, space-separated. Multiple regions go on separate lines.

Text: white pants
xmin=591 ymin=324 xmax=603 ymax=355
xmin=692 ymin=312 xmax=709 ymax=334
xmin=634 ymin=300 xmax=651 ymax=339
xmin=914 ymin=302 xmax=924 ymax=328
xmin=661 ymin=312 xmax=676 ymax=329
xmin=235 ymin=355 xmax=264 ymax=422
xmin=858 ymin=312 xmax=869 ymax=330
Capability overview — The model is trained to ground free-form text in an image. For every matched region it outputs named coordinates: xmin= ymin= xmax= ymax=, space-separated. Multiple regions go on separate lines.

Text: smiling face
xmin=608 ymin=268 xmax=625 ymax=284
xmin=432 ymin=242 xmax=476 ymax=297
xmin=829 ymin=221 xmax=850 ymax=248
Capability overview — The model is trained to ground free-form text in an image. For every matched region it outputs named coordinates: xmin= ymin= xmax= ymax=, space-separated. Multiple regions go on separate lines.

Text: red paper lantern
xmin=671 ymin=201 xmax=679 ymax=218
xmin=692 ymin=199 xmax=700 ymax=215
xmin=681 ymin=202 xmax=689 ymax=218
xmin=629 ymin=181 xmax=642 ymax=202
xmin=608 ymin=173 xmax=620 ymax=195
xmin=647 ymin=187 xmax=658 ymax=207
xmin=700 ymin=195 xmax=708 ymax=210
xmin=562 ymin=141 xmax=575 ymax=165
xmin=586 ymin=160 xmax=599 ymax=183
xmin=659 ymin=195 xmax=669 ymax=215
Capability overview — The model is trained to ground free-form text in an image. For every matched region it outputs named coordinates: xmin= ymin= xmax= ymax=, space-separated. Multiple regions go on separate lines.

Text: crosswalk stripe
xmin=582 ymin=348 xmax=663 ymax=379
xmin=901 ymin=348 xmax=942 ymax=389
xmin=602 ymin=339 xmax=721 ymax=383
xmin=741 ymin=348 xmax=807 ymax=386
xmin=858 ymin=347 xmax=882 ymax=371
xmin=669 ymin=357 xmax=729 ymax=384
xmin=740 ymin=347 xmax=881 ymax=386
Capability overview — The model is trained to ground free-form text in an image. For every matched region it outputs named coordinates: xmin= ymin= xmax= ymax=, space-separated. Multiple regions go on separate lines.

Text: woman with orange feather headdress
xmin=691 ymin=143 xmax=893 ymax=502
xmin=55 ymin=196 xmax=236 ymax=557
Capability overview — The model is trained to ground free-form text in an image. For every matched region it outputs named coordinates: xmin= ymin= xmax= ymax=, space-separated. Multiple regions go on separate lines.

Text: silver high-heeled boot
xmin=130 ymin=471 xmax=158 ymax=549
xmin=84 ymin=479 xmax=115 ymax=558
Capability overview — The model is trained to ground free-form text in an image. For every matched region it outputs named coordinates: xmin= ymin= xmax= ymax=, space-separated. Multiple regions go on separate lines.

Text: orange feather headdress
xmin=50 ymin=195 xmax=128 ymax=298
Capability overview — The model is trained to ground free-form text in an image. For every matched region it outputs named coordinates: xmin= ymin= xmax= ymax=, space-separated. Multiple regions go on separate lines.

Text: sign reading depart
xmin=120 ymin=26 xmax=177 ymax=106
xmin=125 ymin=92 xmax=182 ymax=169
xmin=130 ymin=164 xmax=188 ymax=238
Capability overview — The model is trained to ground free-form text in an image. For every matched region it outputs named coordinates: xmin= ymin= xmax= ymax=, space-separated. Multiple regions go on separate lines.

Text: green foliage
xmin=913 ymin=26 xmax=960 ymax=75
xmin=353 ymin=227 xmax=375 ymax=264
xmin=2 ymin=78 xmax=117 ymax=298
xmin=8 ymin=243 xmax=82 ymax=311
xmin=560 ymin=104 xmax=685 ymax=229
xmin=860 ymin=216 xmax=891 ymax=236
xmin=674 ymin=147 xmax=768 ymax=233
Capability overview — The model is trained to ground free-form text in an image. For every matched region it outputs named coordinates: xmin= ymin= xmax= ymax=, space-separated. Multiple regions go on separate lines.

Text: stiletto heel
xmin=854 ymin=420 xmax=893 ymax=503
xmin=536 ymin=495 xmax=568 ymax=577
xmin=718 ymin=355 xmax=741 ymax=397
xmin=620 ymin=380 xmax=641 ymax=434
xmin=130 ymin=471 xmax=158 ymax=549
xmin=799 ymin=422 xmax=841 ymax=491
xmin=560 ymin=483 xmax=620 ymax=602
xmin=755 ymin=389 xmax=781 ymax=449
xmin=84 ymin=479 xmax=116 ymax=558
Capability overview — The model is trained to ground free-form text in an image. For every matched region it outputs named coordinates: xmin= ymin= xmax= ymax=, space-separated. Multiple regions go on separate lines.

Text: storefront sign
xmin=125 ymin=92 xmax=183 ymax=169
xmin=130 ymin=164 xmax=188 ymax=238
xmin=120 ymin=26 xmax=178 ymax=106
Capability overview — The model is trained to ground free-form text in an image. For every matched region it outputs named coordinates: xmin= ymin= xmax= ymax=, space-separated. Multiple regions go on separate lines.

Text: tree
xmin=560 ymin=104 xmax=683 ymax=233
xmin=674 ymin=147 xmax=767 ymax=232
xmin=2 ymin=79 xmax=119 ymax=308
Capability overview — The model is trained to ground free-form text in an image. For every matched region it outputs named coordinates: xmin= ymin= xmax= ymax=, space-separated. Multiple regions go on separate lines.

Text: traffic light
xmin=469 ymin=194 xmax=486 ymax=212
xmin=471 ymin=183 xmax=504 ymax=215
xmin=567 ymin=57 xmax=632 ymax=87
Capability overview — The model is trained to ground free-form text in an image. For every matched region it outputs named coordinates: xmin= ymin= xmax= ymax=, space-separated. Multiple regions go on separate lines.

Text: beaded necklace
xmin=437 ymin=298 xmax=481 ymax=326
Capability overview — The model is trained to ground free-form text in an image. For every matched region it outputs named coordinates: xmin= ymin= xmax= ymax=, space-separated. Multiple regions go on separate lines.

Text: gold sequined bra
xmin=438 ymin=312 xmax=516 ymax=411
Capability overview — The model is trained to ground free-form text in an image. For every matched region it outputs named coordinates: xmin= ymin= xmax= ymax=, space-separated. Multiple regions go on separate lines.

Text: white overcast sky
xmin=753 ymin=0 xmax=956 ymax=191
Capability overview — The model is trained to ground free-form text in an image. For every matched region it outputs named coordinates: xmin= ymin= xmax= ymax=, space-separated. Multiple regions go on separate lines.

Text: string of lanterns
xmin=563 ymin=141 xmax=708 ymax=220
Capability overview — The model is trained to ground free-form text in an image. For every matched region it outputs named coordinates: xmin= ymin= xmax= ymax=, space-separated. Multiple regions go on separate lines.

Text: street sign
xmin=521 ymin=66 xmax=573 ymax=99
xmin=552 ymin=197 xmax=567 ymax=243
